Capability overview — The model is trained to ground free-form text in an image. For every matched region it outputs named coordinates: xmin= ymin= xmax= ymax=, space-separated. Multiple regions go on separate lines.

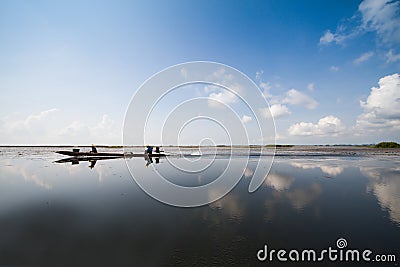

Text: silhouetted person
xmin=91 ymin=144 xmax=97 ymax=153
xmin=146 ymin=145 xmax=153 ymax=154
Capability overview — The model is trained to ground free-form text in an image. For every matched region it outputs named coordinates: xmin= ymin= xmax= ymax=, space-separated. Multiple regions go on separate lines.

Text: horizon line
xmin=0 ymin=143 xmax=388 ymax=147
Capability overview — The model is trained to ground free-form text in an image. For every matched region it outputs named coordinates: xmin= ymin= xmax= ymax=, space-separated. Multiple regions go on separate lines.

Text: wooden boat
xmin=56 ymin=151 xmax=124 ymax=157
xmin=56 ymin=151 xmax=166 ymax=157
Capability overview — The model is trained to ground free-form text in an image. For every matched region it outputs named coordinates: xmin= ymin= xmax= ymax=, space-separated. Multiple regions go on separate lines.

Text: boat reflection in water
xmin=54 ymin=154 xmax=162 ymax=169
xmin=54 ymin=146 xmax=167 ymax=168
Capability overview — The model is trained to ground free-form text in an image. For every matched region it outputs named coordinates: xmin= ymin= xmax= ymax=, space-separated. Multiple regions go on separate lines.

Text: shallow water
xmin=0 ymin=147 xmax=399 ymax=266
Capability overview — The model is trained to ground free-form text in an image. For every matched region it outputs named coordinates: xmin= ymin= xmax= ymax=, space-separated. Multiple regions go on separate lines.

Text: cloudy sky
xmin=0 ymin=0 xmax=399 ymax=145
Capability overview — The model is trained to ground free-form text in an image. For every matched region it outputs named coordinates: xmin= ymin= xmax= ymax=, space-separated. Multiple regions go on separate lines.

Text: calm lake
xmin=0 ymin=147 xmax=399 ymax=266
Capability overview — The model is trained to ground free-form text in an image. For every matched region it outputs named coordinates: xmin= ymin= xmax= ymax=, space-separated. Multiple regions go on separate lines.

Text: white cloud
xmin=0 ymin=109 xmax=120 ymax=144
xmin=0 ymin=108 xmax=60 ymax=143
xmin=204 ymin=84 xmax=217 ymax=93
xmin=270 ymin=104 xmax=291 ymax=118
xmin=354 ymin=51 xmax=374 ymax=64
xmin=16 ymin=108 xmax=60 ymax=131
xmin=26 ymin=108 xmax=59 ymax=122
xmin=283 ymin=89 xmax=318 ymax=110
xmin=93 ymin=114 xmax=114 ymax=131
xmin=360 ymin=73 xmax=400 ymax=117
xmin=259 ymin=107 xmax=271 ymax=118
xmin=208 ymin=89 xmax=238 ymax=108
xmin=330 ymin=66 xmax=340 ymax=72
xmin=356 ymin=73 xmax=400 ymax=131
xmin=359 ymin=0 xmax=400 ymax=44
xmin=241 ymin=115 xmax=252 ymax=124
xmin=386 ymin=49 xmax=400 ymax=63
xmin=256 ymin=70 xmax=264 ymax=80
xmin=206 ymin=68 xmax=243 ymax=99
xmin=307 ymin=83 xmax=315 ymax=92
xmin=319 ymin=30 xmax=337 ymax=45
xmin=259 ymin=82 xmax=272 ymax=98
xmin=92 ymin=114 xmax=119 ymax=144
xmin=288 ymin=115 xmax=345 ymax=136
xmin=59 ymin=114 xmax=119 ymax=144
xmin=259 ymin=104 xmax=291 ymax=119
xmin=259 ymin=85 xmax=318 ymax=119
xmin=209 ymin=67 xmax=235 ymax=84
xmin=319 ymin=0 xmax=400 ymax=47
xmin=58 ymin=120 xmax=90 ymax=139
xmin=319 ymin=27 xmax=352 ymax=45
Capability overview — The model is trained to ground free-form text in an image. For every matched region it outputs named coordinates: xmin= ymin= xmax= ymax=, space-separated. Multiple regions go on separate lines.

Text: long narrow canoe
xmin=56 ymin=151 xmax=166 ymax=157
xmin=56 ymin=151 xmax=124 ymax=157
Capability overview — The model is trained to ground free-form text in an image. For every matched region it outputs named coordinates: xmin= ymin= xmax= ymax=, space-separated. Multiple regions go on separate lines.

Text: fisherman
xmin=146 ymin=145 xmax=153 ymax=154
xmin=91 ymin=144 xmax=98 ymax=153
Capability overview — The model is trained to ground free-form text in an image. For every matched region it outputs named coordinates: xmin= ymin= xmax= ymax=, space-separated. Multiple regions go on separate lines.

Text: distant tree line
xmin=374 ymin=142 xmax=400 ymax=148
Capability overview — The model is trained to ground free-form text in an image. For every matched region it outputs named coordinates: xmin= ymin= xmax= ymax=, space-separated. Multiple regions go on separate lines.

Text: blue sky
xmin=0 ymin=0 xmax=399 ymax=145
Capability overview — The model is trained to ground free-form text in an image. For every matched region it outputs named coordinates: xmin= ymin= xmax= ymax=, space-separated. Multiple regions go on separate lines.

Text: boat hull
xmin=56 ymin=151 xmax=166 ymax=157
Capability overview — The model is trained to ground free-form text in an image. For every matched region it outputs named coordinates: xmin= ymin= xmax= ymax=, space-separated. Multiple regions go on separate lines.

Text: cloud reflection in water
xmin=362 ymin=165 xmax=400 ymax=225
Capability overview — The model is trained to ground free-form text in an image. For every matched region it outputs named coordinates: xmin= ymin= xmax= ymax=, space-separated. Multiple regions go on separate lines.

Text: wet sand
xmin=0 ymin=145 xmax=398 ymax=159
xmin=274 ymin=145 xmax=400 ymax=157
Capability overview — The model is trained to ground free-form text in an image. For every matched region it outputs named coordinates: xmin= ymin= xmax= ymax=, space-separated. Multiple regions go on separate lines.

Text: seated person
xmin=91 ymin=144 xmax=97 ymax=153
xmin=146 ymin=145 xmax=153 ymax=154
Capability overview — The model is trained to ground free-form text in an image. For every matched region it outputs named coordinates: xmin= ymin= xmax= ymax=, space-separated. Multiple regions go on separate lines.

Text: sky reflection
xmin=0 ymin=152 xmax=399 ymax=265
xmin=363 ymin=164 xmax=400 ymax=225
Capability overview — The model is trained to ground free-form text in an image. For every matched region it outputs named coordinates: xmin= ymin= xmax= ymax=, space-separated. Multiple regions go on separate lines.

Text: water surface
xmin=0 ymin=147 xmax=399 ymax=266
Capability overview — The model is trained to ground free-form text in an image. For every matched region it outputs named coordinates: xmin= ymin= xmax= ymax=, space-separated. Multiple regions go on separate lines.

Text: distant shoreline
xmin=0 ymin=144 xmax=395 ymax=148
